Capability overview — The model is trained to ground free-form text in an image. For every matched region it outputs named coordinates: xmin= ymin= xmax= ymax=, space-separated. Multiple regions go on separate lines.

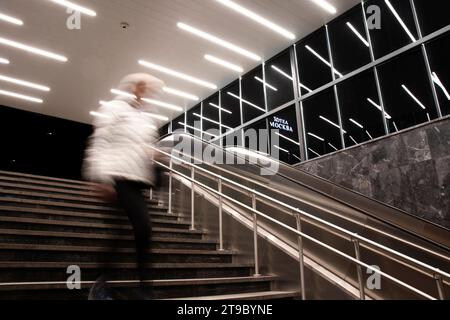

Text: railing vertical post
xmin=168 ymin=158 xmax=173 ymax=214
xmin=190 ymin=167 xmax=195 ymax=231
xmin=218 ymin=179 xmax=224 ymax=251
xmin=352 ymin=237 xmax=366 ymax=300
xmin=295 ymin=213 xmax=306 ymax=300
xmin=252 ymin=192 xmax=261 ymax=277
xmin=149 ymin=188 xmax=153 ymax=201
xmin=434 ymin=273 xmax=445 ymax=300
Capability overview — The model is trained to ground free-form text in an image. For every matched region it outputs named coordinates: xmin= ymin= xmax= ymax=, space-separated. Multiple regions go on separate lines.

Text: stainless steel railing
xmin=150 ymin=145 xmax=449 ymax=300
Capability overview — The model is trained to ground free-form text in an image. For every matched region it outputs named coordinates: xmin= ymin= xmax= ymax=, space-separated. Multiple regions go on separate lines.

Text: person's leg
xmin=114 ymin=179 xmax=152 ymax=298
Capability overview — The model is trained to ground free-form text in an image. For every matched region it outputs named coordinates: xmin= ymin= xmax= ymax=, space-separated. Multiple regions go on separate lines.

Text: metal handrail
xmin=167 ymin=146 xmax=450 ymax=263
xmin=153 ymin=157 xmax=438 ymax=300
xmin=151 ymin=146 xmax=449 ymax=300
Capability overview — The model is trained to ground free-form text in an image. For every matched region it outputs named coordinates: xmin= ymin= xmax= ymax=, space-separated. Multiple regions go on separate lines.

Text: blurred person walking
xmin=83 ymin=73 xmax=165 ymax=300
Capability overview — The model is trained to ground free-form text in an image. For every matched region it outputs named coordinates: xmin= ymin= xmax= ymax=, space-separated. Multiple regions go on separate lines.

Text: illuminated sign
xmin=269 ymin=116 xmax=293 ymax=133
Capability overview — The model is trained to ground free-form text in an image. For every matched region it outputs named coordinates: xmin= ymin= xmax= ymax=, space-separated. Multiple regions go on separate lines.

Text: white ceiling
xmin=0 ymin=0 xmax=360 ymax=126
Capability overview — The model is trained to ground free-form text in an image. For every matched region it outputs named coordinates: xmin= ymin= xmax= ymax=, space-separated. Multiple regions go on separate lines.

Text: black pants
xmin=114 ymin=179 xmax=152 ymax=284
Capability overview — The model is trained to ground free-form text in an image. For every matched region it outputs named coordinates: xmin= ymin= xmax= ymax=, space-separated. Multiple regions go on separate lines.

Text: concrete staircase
xmin=0 ymin=170 xmax=297 ymax=300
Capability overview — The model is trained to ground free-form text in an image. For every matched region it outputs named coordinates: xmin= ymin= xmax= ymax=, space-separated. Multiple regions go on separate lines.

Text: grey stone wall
xmin=297 ymin=117 xmax=450 ymax=229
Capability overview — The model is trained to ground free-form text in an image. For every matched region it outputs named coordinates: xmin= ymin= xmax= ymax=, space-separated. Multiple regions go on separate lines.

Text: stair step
xmin=0 ymin=276 xmax=276 ymax=300
xmin=0 ymin=262 xmax=255 ymax=282
xmin=0 ymin=229 xmax=218 ymax=249
xmin=168 ymin=290 xmax=299 ymax=300
xmin=0 ymin=175 xmax=95 ymax=192
xmin=0 ymin=197 xmax=166 ymax=213
xmin=0 ymin=170 xmax=96 ymax=186
xmin=0 ymin=244 xmax=234 ymax=263
xmin=0 ymin=205 xmax=188 ymax=222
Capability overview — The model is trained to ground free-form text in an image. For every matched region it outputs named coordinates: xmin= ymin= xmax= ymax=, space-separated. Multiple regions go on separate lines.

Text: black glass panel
xmin=221 ymin=81 xmax=241 ymax=131
xmin=243 ymin=119 xmax=268 ymax=153
xmin=378 ymin=48 xmax=438 ymax=132
xmin=296 ymin=27 xmax=334 ymax=95
xmin=202 ymin=93 xmax=220 ymax=141
xmin=171 ymin=114 xmax=185 ymax=133
xmin=268 ymin=105 xmax=301 ymax=164
xmin=337 ymin=70 xmax=386 ymax=147
xmin=159 ymin=123 xmax=169 ymax=137
xmin=364 ymin=0 xmax=418 ymax=59
xmin=413 ymin=0 xmax=450 ymax=36
xmin=241 ymin=66 xmax=266 ymax=123
xmin=426 ymin=32 xmax=450 ymax=116
xmin=303 ymin=89 xmax=342 ymax=160
xmin=223 ymin=130 xmax=243 ymax=148
xmin=186 ymin=104 xmax=202 ymax=137
xmin=265 ymin=49 xmax=295 ymax=110
xmin=328 ymin=6 xmax=372 ymax=75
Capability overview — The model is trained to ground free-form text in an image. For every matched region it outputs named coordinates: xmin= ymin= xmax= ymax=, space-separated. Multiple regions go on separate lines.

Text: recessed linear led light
xmin=305 ymin=45 xmax=343 ymax=78
xmin=275 ymin=132 xmax=300 ymax=146
xmin=310 ymin=0 xmax=337 ymax=14
xmin=366 ymin=130 xmax=373 ymax=140
xmin=163 ymin=87 xmax=199 ymax=101
xmin=367 ymin=98 xmax=392 ymax=119
xmin=0 ymin=37 xmax=67 ymax=62
xmin=0 ymin=57 xmax=9 ymax=64
xmin=204 ymin=54 xmax=243 ymax=73
xmin=50 ymin=0 xmax=97 ymax=17
xmin=308 ymin=147 xmax=321 ymax=157
xmin=0 ymin=12 xmax=24 ymax=26
xmin=393 ymin=121 xmax=399 ymax=132
xmin=401 ymin=85 xmax=426 ymax=110
xmin=432 ymin=72 xmax=450 ymax=101
xmin=254 ymin=76 xmax=277 ymax=91
xmin=328 ymin=143 xmax=338 ymax=151
xmin=349 ymin=118 xmax=364 ymax=129
xmin=111 ymin=88 xmax=136 ymax=99
xmin=292 ymin=154 xmax=302 ymax=162
xmin=308 ymin=132 xmax=325 ymax=142
xmin=385 ymin=0 xmax=416 ymax=43
xmin=209 ymin=102 xmax=232 ymax=114
xmin=214 ymin=0 xmax=295 ymax=40
xmin=142 ymin=98 xmax=184 ymax=112
xmin=0 ymin=88 xmax=43 ymax=103
xmin=273 ymin=145 xmax=289 ymax=154
xmin=271 ymin=65 xmax=313 ymax=93
xmin=346 ymin=22 xmax=369 ymax=47
xmin=177 ymin=22 xmax=261 ymax=62
xmin=0 ymin=74 xmax=50 ymax=92
xmin=349 ymin=136 xmax=358 ymax=145
xmin=179 ymin=122 xmax=219 ymax=138
xmin=227 ymin=92 xmax=265 ymax=112
xmin=193 ymin=112 xmax=232 ymax=129
xmin=426 ymin=113 xmax=431 ymax=122
xmin=139 ymin=60 xmax=217 ymax=89
xmin=319 ymin=115 xmax=347 ymax=133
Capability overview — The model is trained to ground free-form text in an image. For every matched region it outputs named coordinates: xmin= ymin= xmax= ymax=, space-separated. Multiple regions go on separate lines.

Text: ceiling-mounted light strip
xmin=319 ymin=115 xmax=346 ymax=133
xmin=273 ymin=145 xmax=289 ymax=154
xmin=309 ymin=0 xmax=337 ymax=14
xmin=0 ymin=57 xmax=9 ymax=64
xmin=50 ymin=0 xmax=97 ymax=17
xmin=401 ymin=85 xmax=426 ymax=110
xmin=0 ymin=12 xmax=24 ymax=26
xmin=292 ymin=154 xmax=302 ymax=162
xmin=275 ymin=132 xmax=300 ymax=146
xmin=111 ymin=88 xmax=136 ymax=99
xmin=365 ymin=130 xmax=373 ymax=140
xmin=209 ymin=102 xmax=232 ymax=114
xmin=305 ymin=45 xmax=343 ymax=78
xmin=308 ymin=147 xmax=321 ymax=157
xmin=349 ymin=118 xmax=364 ymax=129
xmin=193 ymin=112 xmax=232 ymax=129
xmin=204 ymin=54 xmax=243 ymax=73
xmin=254 ymin=76 xmax=278 ymax=91
xmin=179 ymin=122 xmax=219 ymax=138
xmin=385 ymin=0 xmax=416 ymax=42
xmin=393 ymin=121 xmax=399 ymax=132
xmin=271 ymin=65 xmax=312 ymax=93
xmin=308 ymin=132 xmax=325 ymax=142
xmin=349 ymin=136 xmax=358 ymax=145
xmin=432 ymin=72 xmax=450 ymax=101
xmin=214 ymin=0 xmax=295 ymax=40
xmin=177 ymin=22 xmax=261 ymax=61
xmin=346 ymin=22 xmax=369 ymax=47
xmin=367 ymin=98 xmax=392 ymax=119
xmin=142 ymin=98 xmax=183 ymax=112
xmin=0 ymin=36 xmax=67 ymax=62
xmin=227 ymin=92 xmax=265 ymax=112
xmin=163 ymin=87 xmax=199 ymax=101
xmin=139 ymin=60 xmax=217 ymax=89
xmin=99 ymin=100 xmax=170 ymax=121
xmin=0 ymin=74 xmax=50 ymax=92
xmin=0 ymin=88 xmax=43 ymax=103
xmin=328 ymin=143 xmax=338 ymax=151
